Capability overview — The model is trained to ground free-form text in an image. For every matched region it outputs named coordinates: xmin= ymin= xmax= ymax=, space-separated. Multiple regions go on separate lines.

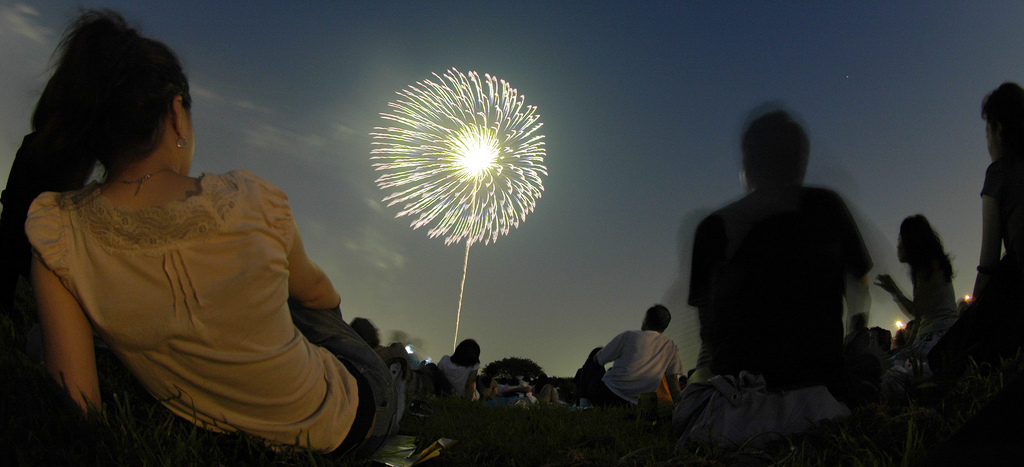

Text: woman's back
xmin=26 ymin=170 xmax=360 ymax=450
xmin=910 ymin=269 xmax=958 ymax=337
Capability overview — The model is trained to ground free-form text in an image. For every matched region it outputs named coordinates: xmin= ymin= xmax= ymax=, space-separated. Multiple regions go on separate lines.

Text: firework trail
xmin=371 ymin=68 xmax=547 ymax=349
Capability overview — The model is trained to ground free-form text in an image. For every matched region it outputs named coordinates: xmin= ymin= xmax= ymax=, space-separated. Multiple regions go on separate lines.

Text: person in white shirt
xmin=437 ymin=339 xmax=481 ymax=400
xmin=590 ymin=305 xmax=683 ymax=405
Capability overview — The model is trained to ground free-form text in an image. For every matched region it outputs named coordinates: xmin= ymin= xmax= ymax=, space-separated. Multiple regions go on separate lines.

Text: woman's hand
xmin=873 ymin=274 xmax=901 ymax=296
xmin=874 ymin=273 xmax=915 ymax=317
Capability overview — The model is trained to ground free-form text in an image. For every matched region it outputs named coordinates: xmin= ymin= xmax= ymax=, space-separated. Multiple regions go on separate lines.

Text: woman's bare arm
xmin=465 ymin=369 xmax=478 ymax=400
xmin=973 ymin=195 xmax=1002 ymax=298
xmin=31 ymin=256 xmax=100 ymax=414
xmin=287 ymin=230 xmax=341 ymax=310
xmin=874 ymin=274 xmax=915 ymax=318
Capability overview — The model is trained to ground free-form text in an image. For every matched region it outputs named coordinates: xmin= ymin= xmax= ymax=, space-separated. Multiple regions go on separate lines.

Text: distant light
xmin=895 ymin=320 xmax=905 ymax=330
xmin=405 ymin=345 xmax=414 ymax=354
xmin=963 ymin=294 xmax=973 ymax=303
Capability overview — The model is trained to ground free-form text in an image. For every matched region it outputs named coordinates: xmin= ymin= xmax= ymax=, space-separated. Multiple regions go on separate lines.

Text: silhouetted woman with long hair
xmin=875 ymin=215 xmax=958 ymax=374
xmin=22 ymin=10 xmax=397 ymax=456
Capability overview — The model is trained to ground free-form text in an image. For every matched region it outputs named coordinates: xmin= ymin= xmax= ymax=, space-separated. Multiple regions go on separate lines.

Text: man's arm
xmin=667 ymin=374 xmax=682 ymax=402
xmin=667 ymin=346 xmax=685 ymax=401
xmin=689 ymin=216 xmax=726 ymax=370
xmin=833 ymin=193 xmax=873 ymax=329
xmin=464 ymin=369 xmax=478 ymax=400
xmin=845 ymin=274 xmax=871 ymax=332
xmin=595 ymin=333 xmax=624 ymax=366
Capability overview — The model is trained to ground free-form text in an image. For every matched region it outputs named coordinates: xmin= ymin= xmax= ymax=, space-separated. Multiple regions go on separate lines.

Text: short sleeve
xmin=687 ymin=215 xmax=726 ymax=308
xmin=24 ymin=192 xmax=70 ymax=282
xmin=982 ymin=160 xmax=1003 ymax=200
xmin=830 ymin=192 xmax=873 ymax=279
xmin=230 ymin=170 xmax=297 ymax=252
xmin=664 ymin=342 xmax=684 ymax=376
xmin=596 ymin=332 xmax=624 ymax=365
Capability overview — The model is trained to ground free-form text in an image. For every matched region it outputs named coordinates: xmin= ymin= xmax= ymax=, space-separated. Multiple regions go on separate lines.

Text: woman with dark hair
xmin=875 ymin=215 xmax=959 ymax=368
xmin=975 ymin=82 xmax=1024 ymax=297
xmin=930 ymin=82 xmax=1024 ymax=380
xmin=21 ymin=10 xmax=397 ymax=456
xmin=437 ymin=339 xmax=481 ymax=400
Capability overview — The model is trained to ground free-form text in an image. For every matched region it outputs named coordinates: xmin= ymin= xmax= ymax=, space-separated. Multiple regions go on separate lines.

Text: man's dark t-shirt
xmin=688 ymin=186 xmax=872 ymax=391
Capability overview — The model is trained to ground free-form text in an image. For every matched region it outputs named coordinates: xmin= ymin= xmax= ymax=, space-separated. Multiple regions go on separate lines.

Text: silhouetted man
xmin=688 ymin=109 xmax=871 ymax=395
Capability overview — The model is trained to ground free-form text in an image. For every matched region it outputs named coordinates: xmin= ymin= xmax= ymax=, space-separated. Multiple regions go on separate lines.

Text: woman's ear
xmin=170 ymin=95 xmax=189 ymax=138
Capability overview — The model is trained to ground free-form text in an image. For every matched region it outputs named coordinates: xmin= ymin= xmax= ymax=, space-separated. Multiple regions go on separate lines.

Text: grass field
xmin=2 ymin=281 xmax=1018 ymax=466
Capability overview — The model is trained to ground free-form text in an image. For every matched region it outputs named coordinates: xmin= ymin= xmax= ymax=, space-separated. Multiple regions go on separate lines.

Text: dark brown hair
xmin=28 ymin=9 xmax=191 ymax=184
xmin=900 ymin=215 xmax=953 ymax=283
xmin=982 ymin=82 xmax=1024 ymax=160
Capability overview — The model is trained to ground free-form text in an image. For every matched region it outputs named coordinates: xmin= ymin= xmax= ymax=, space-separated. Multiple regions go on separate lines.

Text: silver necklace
xmin=119 ymin=168 xmax=173 ymax=196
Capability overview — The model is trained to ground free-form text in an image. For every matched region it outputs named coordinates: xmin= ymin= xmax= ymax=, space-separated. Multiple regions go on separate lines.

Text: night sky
xmin=3 ymin=1 xmax=1024 ymax=376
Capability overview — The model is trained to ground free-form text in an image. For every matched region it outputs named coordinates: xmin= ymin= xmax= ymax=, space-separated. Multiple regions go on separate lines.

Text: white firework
xmin=370 ymin=67 xmax=547 ymax=246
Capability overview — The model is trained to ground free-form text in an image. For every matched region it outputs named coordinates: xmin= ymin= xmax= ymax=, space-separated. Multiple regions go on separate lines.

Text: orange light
xmin=963 ymin=294 xmax=973 ymax=303
xmin=895 ymin=320 xmax=905 ymax=330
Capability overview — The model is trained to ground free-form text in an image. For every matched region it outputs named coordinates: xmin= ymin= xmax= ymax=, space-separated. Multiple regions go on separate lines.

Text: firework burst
xmin=370 ymin=68 xmax=547 ymax=246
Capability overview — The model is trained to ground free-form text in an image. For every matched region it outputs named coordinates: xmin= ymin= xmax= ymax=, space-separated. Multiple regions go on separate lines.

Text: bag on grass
xmin=672 ymin=371 xmax=850 ymax=449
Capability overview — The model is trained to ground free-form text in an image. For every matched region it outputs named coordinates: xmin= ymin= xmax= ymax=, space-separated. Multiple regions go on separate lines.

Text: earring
xmin=176 ymin=137 xmax=189 ymax=149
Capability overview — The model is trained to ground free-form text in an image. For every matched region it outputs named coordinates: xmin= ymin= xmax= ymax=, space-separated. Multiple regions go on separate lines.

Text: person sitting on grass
xmin=587 ymin=304 xmax=683 ymax=406
xmin=22 ymin=10 xmax=398 ymax=457
xmin=437 ymin=339 xmax=481 ymax=400
xmin=528 ymin=375 xmax=562 ymax=404
xmin=573 ymin=347 xmax=605 ymax=407
xmin=678 ymin=107 xmax=870 ymax=447
xmin=874 ymin=217 xmax=960 ymax=363
xmin=930 ymin=82 xmax=1024 ymax=381
xmin=350 ymin=317 xmax=383 ymax=351
xmin=477 ymin=374 xmax=499 ymax=401
xmin=687 ymin=108 xmax=872 ymax=397
xmin=481 ymin=375 xmax=559 ymax=407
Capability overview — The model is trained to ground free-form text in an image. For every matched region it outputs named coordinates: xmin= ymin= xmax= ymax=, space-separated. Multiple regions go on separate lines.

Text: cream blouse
xmin=26 ymin=170 xmax=357 ymax=451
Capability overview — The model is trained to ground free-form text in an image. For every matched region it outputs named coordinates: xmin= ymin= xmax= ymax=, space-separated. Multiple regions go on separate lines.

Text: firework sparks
xmin=370 ymin=68 xmax=547 ymax=350
xmin=370 ymin=68 xmax=547 ymax=246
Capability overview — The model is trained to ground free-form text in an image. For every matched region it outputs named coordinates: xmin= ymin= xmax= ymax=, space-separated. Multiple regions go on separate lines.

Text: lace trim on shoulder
xmin=62 ymin=175 xmax=240 ymax=251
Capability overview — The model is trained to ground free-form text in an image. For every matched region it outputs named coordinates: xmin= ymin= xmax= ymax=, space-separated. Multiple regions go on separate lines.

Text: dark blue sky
xmin=3 ymin=1 xmax=1024 ymax=376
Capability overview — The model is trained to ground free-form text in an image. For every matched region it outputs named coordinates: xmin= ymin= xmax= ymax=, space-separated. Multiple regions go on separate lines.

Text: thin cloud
xmin=234 ymin=99 xmax=273 ymax=115
xmin=2 ymin=4 xmax=53 ymax=44
xmin=364 ymin=197 xmax=386 ymax=213
xmin=332 ymin=122 xmax=356 ymax=141
xmin=242 ymin=122 xmax=330 ymax=165
xmin=188 ymin=83 xmax=366 ymax=178
xmin=344 ymin=226 xmax=406 ymax=273
xmin=191 ymin=84 xmax=273 ymax=115
xmin=296 ymin=218 xmax=405 ymax=277
xmin=239 ymin=119 xmax=367 ymax=172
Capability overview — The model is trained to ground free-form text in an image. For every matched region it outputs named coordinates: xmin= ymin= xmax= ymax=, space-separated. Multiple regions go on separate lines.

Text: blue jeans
xmin=288 ymin=299 xmax=400 ymax=457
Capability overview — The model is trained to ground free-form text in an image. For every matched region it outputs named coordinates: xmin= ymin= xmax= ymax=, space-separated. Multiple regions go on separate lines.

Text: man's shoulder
xmin=616 ymin=329 xmax=644 ymax=340
xmin=642 ymin=330 xmax=678 ymax=347
xmin=798 ymin=186 xmax=845 ymax=206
